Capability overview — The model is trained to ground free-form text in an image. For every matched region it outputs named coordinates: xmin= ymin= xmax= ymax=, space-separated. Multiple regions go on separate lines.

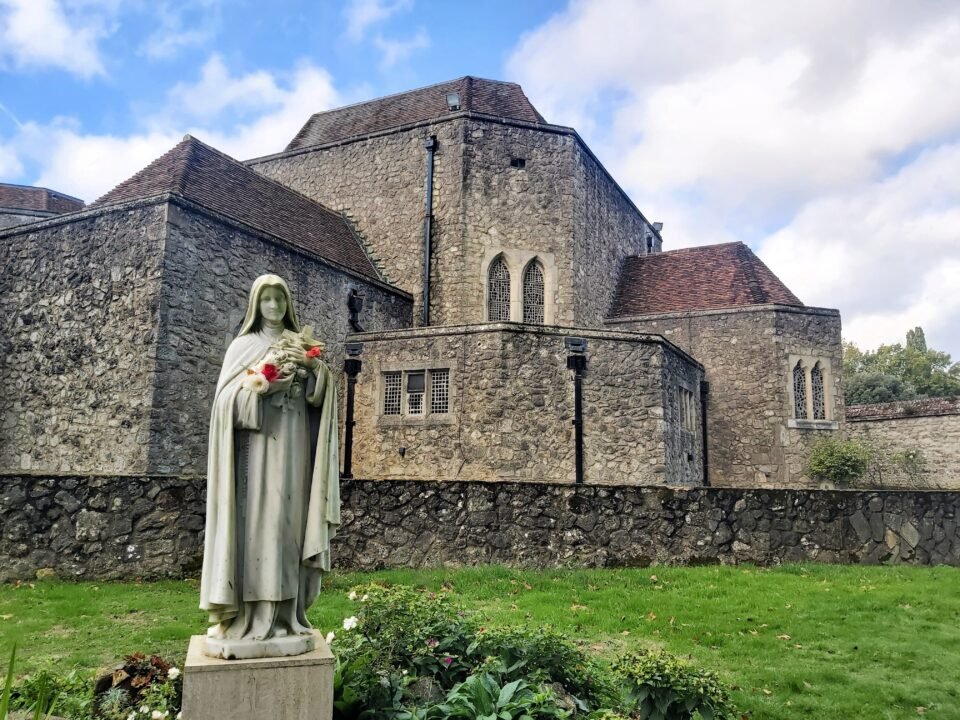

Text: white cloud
xmin=508 ymin=0 xmax=960 ymax=356
xmin=0 ymin=0 xmax=111 ymax=78
xmin=139 ymin=1 xmax=221 ymax=61
xmin=3 ymin=57 xmax=340 ymax=203
xmin=343 ymin=0 xmax=412 ymax=41
xmin=373 ymin=27 xmax=429 ymax=69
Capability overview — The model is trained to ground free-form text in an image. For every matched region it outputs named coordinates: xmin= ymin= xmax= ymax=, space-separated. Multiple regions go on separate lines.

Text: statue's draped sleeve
xmin=200 ymin=334 xmax=272 ymax=620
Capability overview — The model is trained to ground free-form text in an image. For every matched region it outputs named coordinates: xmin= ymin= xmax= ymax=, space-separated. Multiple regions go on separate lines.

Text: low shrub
xmin=805 ymin=439 xmax=872 ymax=486
xmin=611 ymin=650 xmax=739 ymax=720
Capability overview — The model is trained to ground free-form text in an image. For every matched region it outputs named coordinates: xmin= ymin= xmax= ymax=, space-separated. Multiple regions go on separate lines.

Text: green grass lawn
xmin=2 ymin=565 xmax=959 ymax=719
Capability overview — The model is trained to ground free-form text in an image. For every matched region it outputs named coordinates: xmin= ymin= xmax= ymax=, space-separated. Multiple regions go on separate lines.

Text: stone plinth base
xmin=181 ymin=632 xmax=333 ymax=720
xmin=204 ymin=631 xmax=316 ymax=660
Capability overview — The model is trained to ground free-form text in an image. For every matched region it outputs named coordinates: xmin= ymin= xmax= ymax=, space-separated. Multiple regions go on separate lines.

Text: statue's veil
xmin=237 ymin=274 xmax=301 ymax=336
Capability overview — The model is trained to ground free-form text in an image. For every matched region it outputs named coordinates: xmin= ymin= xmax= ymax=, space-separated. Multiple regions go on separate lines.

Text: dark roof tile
xmin=0 ymin=183 xmax=84 ymax=214
xmin=287 ymin=76 xmax=545 ymax=150
xmin=92 ymin=136 xmax=381 ymax=280
xmin=608 ymin=242 xmax=802 ymax=317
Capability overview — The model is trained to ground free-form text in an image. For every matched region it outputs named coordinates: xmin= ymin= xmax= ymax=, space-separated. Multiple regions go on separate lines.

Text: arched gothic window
xmin=487 ymin=256 xmax=511 ymax=322
xmin=793 ymin=361 xmax=807 ymax=419
xmin=522 ymin=260 xmax=545 ymax=325
xmin=811 ymin=363 xmax=826 ymax=420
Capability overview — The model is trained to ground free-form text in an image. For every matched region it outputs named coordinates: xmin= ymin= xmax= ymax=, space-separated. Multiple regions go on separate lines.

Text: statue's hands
xmin=265 ymin=371 xmax=295 ymax=396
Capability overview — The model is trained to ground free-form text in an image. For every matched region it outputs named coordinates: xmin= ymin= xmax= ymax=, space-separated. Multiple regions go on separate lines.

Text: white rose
xmin=126 ymin=714 xmax=136 ymax=720
xmin=152 ymin=712 xmax=164 ymax=720
xmin=361 ymin=594 xmax=369 ymax=602
xmin=140 ymin=707 xmax=149 ymax=714
xmin=343 ymin=616 xmax=358 ymax=631
xmin=348 ymin=591 xmax=357 ymax=601
xmin=168 ymin=667 xmax=181 ymax=680
xmin=242 ymin=373 xmax=269 ymax=395
xmin=325 ymin=631 xmax=335 ymax=644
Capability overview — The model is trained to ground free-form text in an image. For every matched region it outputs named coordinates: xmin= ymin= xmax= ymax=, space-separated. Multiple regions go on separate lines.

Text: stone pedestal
xmin=181 ymin=632 xmax=333 ymax=720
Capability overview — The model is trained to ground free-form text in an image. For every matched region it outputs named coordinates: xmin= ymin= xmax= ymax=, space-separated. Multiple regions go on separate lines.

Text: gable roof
xmin=0 ymin=182 xmax=84 ymax=214
xmin=608 ymin=242 xmax=803 ymax=318
xmin=92 ymin=136 xmax=381 ymax=280
xmin=286 ymin=76 xmax=546 ymax=150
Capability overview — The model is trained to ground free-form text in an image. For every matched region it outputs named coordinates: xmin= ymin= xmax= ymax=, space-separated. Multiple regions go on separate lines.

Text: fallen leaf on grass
xmin=803 ymin=681 xmax=813 ymax=689
xmin=569 ymin=604 xmax=588 ymax=611
xmin=917 ymin=708 xmax=927 ymax=715
xmin=762 ymin=688 xmax=772 ymax=696
xmin=0 ymin=614 xmax=13 ymax=620
xmin=777 ymin=634 xmax=792 ymax=641
xmin=647 ymin=612 xmax=657 ymax=621
xmin=621 ymin=630 xmax=631 ymax=636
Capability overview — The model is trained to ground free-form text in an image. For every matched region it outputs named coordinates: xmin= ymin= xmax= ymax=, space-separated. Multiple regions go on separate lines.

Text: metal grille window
xmin=793 ymin=362 xmax=807 ymax=419
xmin=522 ymin=261 xmax=545 ymax=325
xmin=406 ymin=371 xmax=425 ymax=415
xmin=488 ymin=257 xmax=511 ymax=321
xmin=431 ymin=369 xmax=450 ymax=414
xmin=812 ymin=363 xmax=826 ymax=420
xmin=383 ymin=373 xmax=401 ymax=415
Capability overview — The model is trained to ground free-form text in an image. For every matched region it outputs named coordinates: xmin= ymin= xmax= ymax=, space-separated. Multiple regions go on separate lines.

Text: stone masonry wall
xmin=0 ymin=211 xmax=50 ymax=230
xmin=607 ymin=305 xmax=843 ymax=488
xmin=2 ymin=475 xmax=957 ymax=581
xmin=570 ymin=142 xmax=657 ymax=327
xmin=349 ymin=325 xmax=702 ymax=485
xmin=458 ymin=120 xmax=577 ymax=326
xmin=848 ymin=404 xmax=960 ymax=489
xmin=149 ymin=202 xmax=413 ymax=474
xmin=0 ymin=204 xmax=167 ymax=475
xmin=249 ymin=119 xmax=465 ymax=324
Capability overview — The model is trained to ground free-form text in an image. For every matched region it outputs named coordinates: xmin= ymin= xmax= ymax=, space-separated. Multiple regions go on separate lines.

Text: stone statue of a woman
xmin=199 ymin=274 xmax=340 ymax=660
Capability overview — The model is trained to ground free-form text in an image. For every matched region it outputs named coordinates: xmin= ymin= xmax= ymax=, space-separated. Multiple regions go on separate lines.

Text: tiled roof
xmin=608 ymin=242 xmax=803 ymax=317
xmin=93 ymin=136 xmax=381 ymax=280
xmin=847 ymin=397 xmax=960 ymax=421
xmin=286 ymin=76 xmax=546 ymax=150
xmin=0 ymin=182 xmax=84 ymax=214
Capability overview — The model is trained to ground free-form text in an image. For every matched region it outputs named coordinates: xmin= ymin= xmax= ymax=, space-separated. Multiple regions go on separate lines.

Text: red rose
xmin=306 ymin=346 xmax=322 ymax=358
xmin=261 ymin=364 xmax=280 ymax=382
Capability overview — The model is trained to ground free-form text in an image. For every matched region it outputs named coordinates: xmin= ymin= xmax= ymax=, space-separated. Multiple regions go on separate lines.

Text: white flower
xmin=152 ymin=712 xmax=164 ymax=720
xmin=361 ymin=594 xmax=369 ymax=602
xmin=168 ymin=667 xmax=180 ymax=679
xmin=177 ymin=714 xmax=182 ymax=720
xmin=140 ymin=707 xmax=149 ymax=714
xmin=348 ymin=591 xmax=357 ymax=601
xmin=325 ymin=631 xmax=335 ymax=644
xmin=379 ymin=676 xmax=390 ymax=688
xmin=343 ymin=616 xmax=359 ymax=631
xmin=242 ymin=373 xmax=269 ymax=395
xmin=126 ymin=714 xmax=135 ymax=720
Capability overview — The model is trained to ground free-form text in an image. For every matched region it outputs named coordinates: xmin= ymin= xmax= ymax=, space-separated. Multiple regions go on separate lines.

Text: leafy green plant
xmin=430 ymin=673 xmax=571 ymax=720
xmin=11 ymin=666 xmax=94 ymax=719
xmin=612 ymin=650 xmax=738 ymax=720
xmin=805 ymin=439 xmax=872 ymax=486
xmin=2 ymin=645 xmax=59 ymax=720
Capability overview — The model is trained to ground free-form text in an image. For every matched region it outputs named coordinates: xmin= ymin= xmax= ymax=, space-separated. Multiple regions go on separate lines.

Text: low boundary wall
xmin=1 ymin=475 xmax=958 ymax=581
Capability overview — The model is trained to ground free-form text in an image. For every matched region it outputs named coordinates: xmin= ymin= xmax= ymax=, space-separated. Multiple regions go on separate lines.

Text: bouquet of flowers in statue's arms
xmin=241 ymin=325 xmax=326 ymax=395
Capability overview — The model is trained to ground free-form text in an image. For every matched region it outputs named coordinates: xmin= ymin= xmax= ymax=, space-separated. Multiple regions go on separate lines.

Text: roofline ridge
xmin=626 ymin=241 xmax=745 ymax=260
xmin=301 ymin=76 xmax=474 ymax=122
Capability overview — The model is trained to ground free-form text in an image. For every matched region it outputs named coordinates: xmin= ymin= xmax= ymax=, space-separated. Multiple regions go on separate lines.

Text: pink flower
xmin=425 ymin=638 xmax=439 ymax=648
xmin=442 ymin=656 xmax=453 ymax=667
xmin=261 ymin=363 xmax=280 ymax=382
xmin=306 ymin=346 xmax=322 ymax=358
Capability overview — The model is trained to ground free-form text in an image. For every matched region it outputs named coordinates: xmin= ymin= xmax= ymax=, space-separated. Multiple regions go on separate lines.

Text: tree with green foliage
xmin=843 ymin=327 xmax=960 ymax=404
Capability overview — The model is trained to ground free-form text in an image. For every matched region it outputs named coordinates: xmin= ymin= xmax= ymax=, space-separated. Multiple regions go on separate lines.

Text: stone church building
xmin=0 ymin=76 xmax=843 ymax=490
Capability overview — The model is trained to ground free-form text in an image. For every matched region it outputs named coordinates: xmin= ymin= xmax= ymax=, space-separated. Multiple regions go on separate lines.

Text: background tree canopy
xmin=844 ymin=327 xmax=960 ymax=405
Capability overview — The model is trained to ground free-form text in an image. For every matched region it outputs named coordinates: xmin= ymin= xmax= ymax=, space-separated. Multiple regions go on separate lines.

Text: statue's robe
xmin=199 ymin=329 xmax=340 ymax=640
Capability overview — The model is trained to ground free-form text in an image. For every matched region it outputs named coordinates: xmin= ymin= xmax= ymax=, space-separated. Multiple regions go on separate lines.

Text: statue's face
xmin=259 ymin=286 xmax=288 ymax=324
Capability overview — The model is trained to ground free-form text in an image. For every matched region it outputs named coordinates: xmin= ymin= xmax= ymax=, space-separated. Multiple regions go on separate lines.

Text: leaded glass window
xmin=812 ymin=363 xmax=826 ymax=420
xmin=383 ymin=373 xmax=401 ymax=415
xmin=406 ymin=371 xmax=425 ymax=415
xmin=488 ymin=257 xmax=511 ymax=322
xmin=522 ymin=260 xmax=545 ymax=325
xmin=793 ymin=361 xmax=807 ymax=419
xmin=431 ymin=369 xmax=450 ymax=414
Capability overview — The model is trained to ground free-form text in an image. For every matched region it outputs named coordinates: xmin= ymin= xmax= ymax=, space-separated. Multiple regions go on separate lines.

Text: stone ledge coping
xmin=604 ymin=303 xmax=840 ymax=324
xmin=346 ymin=322 xmax=704 ymax=368
xmin=847 ymin=397 xmax=960 ymax=421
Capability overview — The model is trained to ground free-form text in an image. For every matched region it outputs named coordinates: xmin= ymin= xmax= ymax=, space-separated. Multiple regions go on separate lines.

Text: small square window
xmin=383 ymin=369 xmax=451 ymax=418
xmin=510 ymin=157 xmax=526 ymax=169
xmin=383 ymin=373 xmax=401 ymax=415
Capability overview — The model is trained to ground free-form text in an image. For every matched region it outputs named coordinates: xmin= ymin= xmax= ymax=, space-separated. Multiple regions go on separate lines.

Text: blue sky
xmin=1 ymin=0 xmax=959 ymax=358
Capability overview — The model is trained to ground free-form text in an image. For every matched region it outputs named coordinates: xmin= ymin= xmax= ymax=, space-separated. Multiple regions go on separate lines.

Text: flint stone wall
xmin=608 ymin=305 xmax=843 ymax=488
xmin=2 ymin=475 xmax=958 ymax=581
xmin=349 ymin=325 xmax=704 ymax=486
